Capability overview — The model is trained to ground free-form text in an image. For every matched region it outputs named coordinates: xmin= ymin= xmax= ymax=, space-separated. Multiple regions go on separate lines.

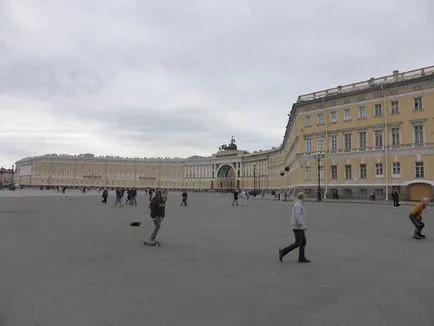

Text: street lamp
xmin=253 ymin=164 xmax=256 ymax=196
xmin=313 ymin=152 xmax=325 ymax=201
xmin=10 ymin=164 xmax=15 ymax=190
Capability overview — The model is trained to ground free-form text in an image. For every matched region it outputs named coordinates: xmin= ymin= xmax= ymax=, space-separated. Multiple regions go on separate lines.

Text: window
xmin=331 ymin=165 xmax=337 ymax=179
xmin=344 ymin=189 xmax=352 ymax=197
xmin=360 ymin=164 xmax=367 ymax=179
xmin=415 ymin=162 xmax=424 ymax=178
xmin=330 ymin=111 xmax=337 ymax=122
xmin=330 ymin=135 xmax=338 ymax=152
xmin=359 ymin=130 xmax=367 ymax=150
xmin=305 ymin=136 xmax=312 ymax=153
xmin=392 ymin=162 xmax=401 ymax=177
xmin=344 ymin=164 xmax=352 ymax=180
xmin=359 ymin=106 xmax=366 ymax=119
xmin=344 ymin=109 xmax=351 ymax=121
xmin=317 ymin=136 xmax=325 ymax=152
xmin=304 ymin=188 xmax=312 ymax=195
xmin=375 ymin=129 xmax=383 ymax=149
xmin=344 ymin=133 xmax=352 ymax=151
xmin=375 ymin=188 xmax=384 ymax=196
xmin=305 ymin=166 xmax=312 ymax=180
xmin=374 ymin=104 xmax=383 ymax=116
xmin=414 ymin=97 xmax=423 ymax=111
xmin=413 ymin=124 xmax=424 ymax=145
xmin=391 ymin=100 xmax=399 ymax=114
xmin=359 ymin=189 xmax=368 ymax=198
xmin=317 ymin=113 xmax=324 ymax=125
xmin=391 ymin=127 xmax=400 ymax=147
xmin=375 ymin=163 xmax=384 ymax=177
xmin=305 ymin=115 xmax=312 ymax=127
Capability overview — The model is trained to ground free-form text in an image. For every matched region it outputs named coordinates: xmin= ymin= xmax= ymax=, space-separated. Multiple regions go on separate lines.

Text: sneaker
xmin=413 ymin=235 xmax=422 ymax=240
xmin=298 ymin=259 xmax=311 ymax=263
xmin=419 ymin=234 xmax=426 ymax=239
xmin=278 ymin=249 xmax=283 ymax=262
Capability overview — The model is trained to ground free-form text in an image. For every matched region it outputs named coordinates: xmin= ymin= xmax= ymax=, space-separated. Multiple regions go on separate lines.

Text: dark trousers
xmin=409 ymin=214 xmax=424 ymax=237
xmin=102 ymin=196 xmax=107 ymax=203
xmin=181 ymin=198 xmax=187 ymax=207
xmin=150 ymin=216 xmax=162 ymax=241
xmin=282 ymin=229 xmax=307 ymax=261
xmin=392 ymin=197 xmax=399 ymax=207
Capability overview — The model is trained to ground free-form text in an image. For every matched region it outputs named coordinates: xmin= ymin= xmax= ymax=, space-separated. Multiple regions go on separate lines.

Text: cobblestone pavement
xmin=0 ymin=192 xmax=432 ymax=326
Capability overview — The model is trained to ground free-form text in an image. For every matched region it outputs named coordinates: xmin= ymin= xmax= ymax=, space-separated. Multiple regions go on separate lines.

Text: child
xmin=409 ymin=197 xmax=430 ymax=240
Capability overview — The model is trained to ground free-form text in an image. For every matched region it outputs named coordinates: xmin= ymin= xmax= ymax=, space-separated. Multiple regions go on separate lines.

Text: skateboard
xmin=142 ymin=241 xmax=161 ymax=247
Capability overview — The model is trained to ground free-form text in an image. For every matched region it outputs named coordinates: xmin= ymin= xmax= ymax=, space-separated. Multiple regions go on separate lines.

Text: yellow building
xmin=15 ymin=66 xmax=434 ymax=201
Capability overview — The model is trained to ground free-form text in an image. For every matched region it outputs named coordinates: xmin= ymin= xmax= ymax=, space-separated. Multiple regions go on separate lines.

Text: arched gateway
xmin=216 ymin=164 xmax=236 ymax=190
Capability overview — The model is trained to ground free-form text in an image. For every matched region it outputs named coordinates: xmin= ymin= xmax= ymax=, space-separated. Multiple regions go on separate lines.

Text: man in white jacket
xmin=278 ymin=192 xmax=310 ymax=263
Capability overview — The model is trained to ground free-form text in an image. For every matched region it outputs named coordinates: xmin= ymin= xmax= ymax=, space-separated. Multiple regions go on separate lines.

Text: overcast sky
xmin=1 ymin=0 xmax=433 ymax=168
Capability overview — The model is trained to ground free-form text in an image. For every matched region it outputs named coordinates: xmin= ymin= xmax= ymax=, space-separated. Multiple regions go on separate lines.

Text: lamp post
xmin=313 ymin=153 xmax=325 ymax=202
xmin=253 ymin=164 xmax=256 ymax=196
xmin=10 ymin=164 xmax=15 ymax=190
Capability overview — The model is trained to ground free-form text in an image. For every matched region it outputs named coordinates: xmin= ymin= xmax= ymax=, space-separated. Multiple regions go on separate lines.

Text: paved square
xmin=0 ymin=191 xmax=433 ymax=326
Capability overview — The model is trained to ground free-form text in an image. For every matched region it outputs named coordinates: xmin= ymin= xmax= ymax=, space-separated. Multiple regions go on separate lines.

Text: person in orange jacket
xmin=409 ymin=197 xmax=430 ymax=240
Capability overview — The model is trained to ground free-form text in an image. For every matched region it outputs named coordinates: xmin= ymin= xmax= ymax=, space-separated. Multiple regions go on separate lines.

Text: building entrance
xmin=216 ymin=164 xmax=236 ymax=191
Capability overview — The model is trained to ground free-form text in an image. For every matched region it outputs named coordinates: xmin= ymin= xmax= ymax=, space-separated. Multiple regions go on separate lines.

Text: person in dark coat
xmin=148 ymin=190 xmax=163 ymax=242
xmin=102 ymin=188 xmax=108 ymax=203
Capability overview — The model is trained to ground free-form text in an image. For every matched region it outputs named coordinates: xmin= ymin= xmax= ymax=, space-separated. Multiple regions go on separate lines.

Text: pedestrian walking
xmin=278 ymin=192 xmax=310 ymax=263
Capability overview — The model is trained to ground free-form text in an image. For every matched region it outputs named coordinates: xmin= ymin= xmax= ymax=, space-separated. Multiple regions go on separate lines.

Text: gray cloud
xmin=0 ymin=0 xmax=433 ymax=166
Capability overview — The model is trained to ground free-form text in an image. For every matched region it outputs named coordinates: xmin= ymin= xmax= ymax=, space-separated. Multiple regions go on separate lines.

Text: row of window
xmin=304 ymin=124 xmax=425 ymax=153
xmin=305 ymin=97 xmax=424 ymax=127
xmin=305 ymin=161 xmax=425 ymax=180
xmin=304 ymin=187 xmax=384 ymax=198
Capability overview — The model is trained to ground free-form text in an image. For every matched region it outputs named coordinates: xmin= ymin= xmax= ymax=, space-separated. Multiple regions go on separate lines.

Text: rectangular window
xmin=344 ymin=133 xmax=352 ymax=151
xmin=392 ymin=162 xmax=401 ymax=177
xmin=360 ymin=189 xmax=368 ymax=198
xmin=375 ymin=129 xmax=383 ymax=149
xmin=305 ymin=136 xmax=312 ymax=153
xmin=415 ymin=162 xmax=424 ymax=178
xmin=360 ymin=164 xmax=367 ymax=179
xmin=414 ymin=97 xmax=423 ymax=111
xmin=317 ymin=136 xmax=325 ymax=152
xmin=305 ymin=115 xmax=312 ymax=127
xmin=374 ymin=104 xmax=383 ymax=116
xmin=375 ymin=163 xmax=384 ymax=177
xmin=414 ymin=124 xmax=424 ymax=145
xmin=359 ymin=106 xmax=366 ymax=119
xmin=305 ymin=166 xmax=312 ymax=180
xmin=317 ymin=113 xmax=324 ymax=125
xmin=391 ymin=127 xmax=400 ymax=147
xmin=344 ymin=165 xmax=352 ymax=180
xmin=331 ymin=165 xmax=337 ymax=180
xmin=330 ymin=111 xmax=337 ymax=122
xmin=344 ymin=189 xmax=352 ymax=197
xmin=330 ymin=134 xmax=338 ymax=152
xmin=359 ymin=131 xmax=367 ymax=150
xmin=304 ymin=188 xmax=312 ymax=195
xmin=391 ymin=100 xmax=399 ymax=114
xmin=344 ymin=109 xmax=351 ymax=121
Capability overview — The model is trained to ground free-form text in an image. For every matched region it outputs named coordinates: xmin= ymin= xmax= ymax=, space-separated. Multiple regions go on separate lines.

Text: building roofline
xmin=297 ymin=65 xmax=434 ymax=104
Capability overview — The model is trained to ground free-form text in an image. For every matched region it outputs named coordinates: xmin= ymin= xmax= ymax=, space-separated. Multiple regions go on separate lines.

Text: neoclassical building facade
xmin=15 ymin=65 xmax=434 ymax=201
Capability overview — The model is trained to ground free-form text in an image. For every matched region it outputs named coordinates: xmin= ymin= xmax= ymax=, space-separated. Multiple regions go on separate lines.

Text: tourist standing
xmin=240 ymin=190 xmax=247 ymax=206
xmin=278 ymin=192 xmax=310 ymax=263
xmin=102 ymin=188 xmax=108 ymax=204
xmin=391 ymin=189 xmax=400 ymax=207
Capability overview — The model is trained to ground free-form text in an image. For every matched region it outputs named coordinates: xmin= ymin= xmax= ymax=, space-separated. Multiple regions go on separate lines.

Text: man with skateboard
xmin=144 ymin=190 xmax=164 ymax=246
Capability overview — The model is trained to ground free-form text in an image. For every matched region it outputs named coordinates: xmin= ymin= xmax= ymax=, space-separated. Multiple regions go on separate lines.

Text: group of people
xmin=232 ymin=189 xmax=249 ymax=206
